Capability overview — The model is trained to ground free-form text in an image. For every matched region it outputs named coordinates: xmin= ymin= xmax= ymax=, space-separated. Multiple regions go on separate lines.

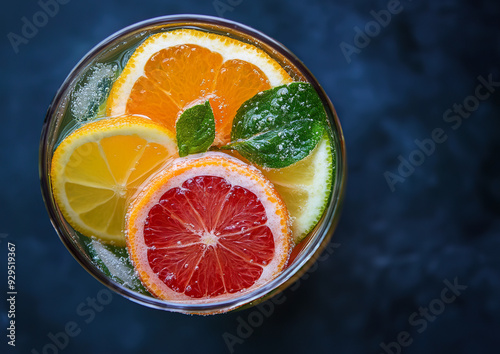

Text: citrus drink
xmin=40 ymin=15 xmax=345 ymax=314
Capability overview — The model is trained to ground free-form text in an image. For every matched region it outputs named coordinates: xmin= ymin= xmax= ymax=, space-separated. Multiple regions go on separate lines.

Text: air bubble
xmin=71 ymin=63 xmax=117 ymax=123
xmin=277 ymin=87 xmax=289 ymax=96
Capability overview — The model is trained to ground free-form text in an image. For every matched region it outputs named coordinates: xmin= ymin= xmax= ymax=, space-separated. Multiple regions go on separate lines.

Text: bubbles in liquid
xmin=89 ymin=238 xmax=148 ymax=294
xmin=91 ymin=239 xmax=133 ymax=281
xmin=70 ymin=63 xmax=118 ymax=123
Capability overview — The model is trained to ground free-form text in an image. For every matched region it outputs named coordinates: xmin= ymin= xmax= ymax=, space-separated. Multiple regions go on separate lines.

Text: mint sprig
xmin=221 ymin=83 xmax=327 ymax=168
xmin=176 ymin=101 xmax=215 ymax=157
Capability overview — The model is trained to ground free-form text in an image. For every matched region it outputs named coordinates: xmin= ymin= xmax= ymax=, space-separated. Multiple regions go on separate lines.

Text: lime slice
xmin=260 ymin=134 xmax=334 ymax=242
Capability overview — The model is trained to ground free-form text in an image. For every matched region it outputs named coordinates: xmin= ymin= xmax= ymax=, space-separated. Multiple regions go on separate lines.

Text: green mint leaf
xmin=176 ymin=101 xmax=215 ymax=157
xmin=224 ymin=82 xmax=326 ymax=168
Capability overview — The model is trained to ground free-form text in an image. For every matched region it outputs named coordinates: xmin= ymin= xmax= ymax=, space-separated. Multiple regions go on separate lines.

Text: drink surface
xmin=46 ymin=24 xmax=337 ymax=312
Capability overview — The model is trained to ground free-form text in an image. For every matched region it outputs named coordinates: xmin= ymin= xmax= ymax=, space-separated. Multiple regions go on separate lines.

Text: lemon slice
xmin=260 ymin=134 xmax=334 ymax=242
xmin=50 ymin=115 xmax=178 ymax=245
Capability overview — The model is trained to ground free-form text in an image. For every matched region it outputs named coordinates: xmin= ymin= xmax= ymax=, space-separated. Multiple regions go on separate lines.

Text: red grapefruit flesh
xmin=127 ymin=153 xmax=292 ymax=304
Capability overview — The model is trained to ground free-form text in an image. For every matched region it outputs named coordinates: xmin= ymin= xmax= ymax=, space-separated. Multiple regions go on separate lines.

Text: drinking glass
xmin=39 ymin=15 xmax=346 ymax=314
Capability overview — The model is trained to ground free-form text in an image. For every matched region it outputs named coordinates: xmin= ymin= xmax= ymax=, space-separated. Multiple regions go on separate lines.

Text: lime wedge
xmin=261 ymin=134 xmax=334 ymax=242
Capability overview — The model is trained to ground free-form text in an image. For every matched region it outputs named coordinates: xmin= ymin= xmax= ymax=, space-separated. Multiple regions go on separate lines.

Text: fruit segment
xmin=50 ymin=116 xmax=178 ymax=245
xmin=107 ymin=29 xmax=291 ymax=144
xmin=260 ymin=134 xmax=333 ymax=242
xmin=211 ymin=59 xmax=271 ymax=143
xmin=126 ymin=153 xmax=292 ymax=302
xmin=143 ymin=177 xmax=277 ymax=297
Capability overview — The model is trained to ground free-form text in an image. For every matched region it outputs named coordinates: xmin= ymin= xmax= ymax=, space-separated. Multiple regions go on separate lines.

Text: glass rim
xmin=39 ymin=14 xmax=347 ymax=313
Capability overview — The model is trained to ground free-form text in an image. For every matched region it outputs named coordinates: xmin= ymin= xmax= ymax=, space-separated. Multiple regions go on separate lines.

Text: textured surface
xmin=1 ymin=0 xmax=500 ymax=353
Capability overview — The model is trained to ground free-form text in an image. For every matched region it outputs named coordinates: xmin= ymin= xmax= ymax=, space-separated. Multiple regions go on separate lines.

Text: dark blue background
xmin=1 ymin=0 xmax=500 ymax=353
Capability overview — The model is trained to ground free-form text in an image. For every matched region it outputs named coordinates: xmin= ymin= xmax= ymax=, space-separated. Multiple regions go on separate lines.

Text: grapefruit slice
xmin=126 ymin=152 xmax=292 ymax=303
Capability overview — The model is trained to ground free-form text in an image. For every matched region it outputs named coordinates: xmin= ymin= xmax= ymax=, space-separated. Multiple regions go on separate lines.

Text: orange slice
xmin=50 ymin=115 xmax=178 ymax=245
xmin=106 ymin=29 xmax=293 ymax=145
xmin=126 ymin=152 xmax=292 ymax=303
